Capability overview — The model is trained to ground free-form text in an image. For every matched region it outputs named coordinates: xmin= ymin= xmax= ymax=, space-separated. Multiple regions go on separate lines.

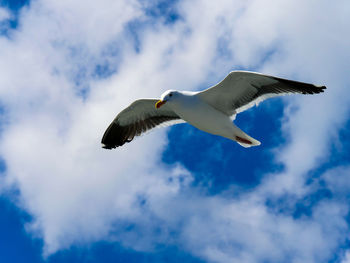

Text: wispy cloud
xmin=0 ymin=7 xmax=11 ymax=21
xmin=0 ymin=0 xmax=350 ymax=262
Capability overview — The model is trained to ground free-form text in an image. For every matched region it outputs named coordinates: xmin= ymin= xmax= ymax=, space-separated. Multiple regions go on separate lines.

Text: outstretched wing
xmin=198 ymin=71 xmax=326 ymax=117
xmin=101 ymin=99 xmax=184 ymax=149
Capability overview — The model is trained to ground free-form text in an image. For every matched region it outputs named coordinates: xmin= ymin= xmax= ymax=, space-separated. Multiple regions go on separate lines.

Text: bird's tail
xmin=232 ymin=125 xmax=261 ymax=148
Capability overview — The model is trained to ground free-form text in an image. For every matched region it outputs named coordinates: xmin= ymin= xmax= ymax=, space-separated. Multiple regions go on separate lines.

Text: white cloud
xmin=1 ymin=0 xmax=350 ymax=262
xmin=0 ymin=7 xmax=11 ymax=22
xmin=342 ymin=251 xmax=350 ymax=263
xmin=0 ymin=7 xmax=11 ymax=33
xmin=322 ymin=166 xmax=350 ymax=198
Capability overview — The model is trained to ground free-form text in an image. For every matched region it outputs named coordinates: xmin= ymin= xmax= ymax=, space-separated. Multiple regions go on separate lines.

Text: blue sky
xmin=1 ymin=0 xmax=350 ymax=262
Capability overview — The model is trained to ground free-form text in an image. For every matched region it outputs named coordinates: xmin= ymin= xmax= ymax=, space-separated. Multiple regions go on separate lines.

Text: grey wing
xmin=198 ymin=71 xmax=326 ymax=117
xmin=101 ymin=99 xmax=184 ymax=149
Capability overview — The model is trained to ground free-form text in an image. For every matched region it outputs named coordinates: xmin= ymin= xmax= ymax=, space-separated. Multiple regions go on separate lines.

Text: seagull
xmin=101 ymin=71 xmax=326 ymax=149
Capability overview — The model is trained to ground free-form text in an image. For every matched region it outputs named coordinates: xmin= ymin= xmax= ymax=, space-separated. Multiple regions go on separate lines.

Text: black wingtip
xmin=273 ymin=77 xmax=327 ymax=95
xmin=101 ymin=121 xmax=128 ymax=149
xmin=319 ymin=85 xmax=327 ymax=92
xmin=311 ymin=85 xmax=326 ymax=94
xmin=101 ymin=143 xmax=113 ymax=150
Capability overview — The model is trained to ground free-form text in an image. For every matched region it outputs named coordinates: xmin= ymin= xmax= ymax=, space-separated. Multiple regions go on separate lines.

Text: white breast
xmin=170 ymin=94 xmax=234 ymax=139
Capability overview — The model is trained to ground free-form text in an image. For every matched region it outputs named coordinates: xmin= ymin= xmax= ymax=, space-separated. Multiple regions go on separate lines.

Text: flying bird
xmin=101 ymin=71 xmax=326 ymax=149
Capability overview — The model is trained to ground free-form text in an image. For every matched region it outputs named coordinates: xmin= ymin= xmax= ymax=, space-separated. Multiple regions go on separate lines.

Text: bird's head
xmin=155 ymin=90 xmax=177 ymax=109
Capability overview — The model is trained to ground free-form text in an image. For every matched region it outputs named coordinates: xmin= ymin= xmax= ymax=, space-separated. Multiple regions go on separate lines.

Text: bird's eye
xmin=169 ymin=93 xmax=173 ymax=97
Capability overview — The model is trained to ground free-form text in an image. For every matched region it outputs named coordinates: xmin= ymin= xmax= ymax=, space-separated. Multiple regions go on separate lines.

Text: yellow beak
xmin=155 ymin=100 xmax=166 ymax=109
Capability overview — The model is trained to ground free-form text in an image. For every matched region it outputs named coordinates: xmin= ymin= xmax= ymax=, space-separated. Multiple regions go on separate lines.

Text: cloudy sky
xmin=1 ymin=0 xmax=350 ymax=262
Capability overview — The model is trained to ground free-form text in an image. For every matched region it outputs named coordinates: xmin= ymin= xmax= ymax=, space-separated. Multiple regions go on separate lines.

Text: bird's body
xmin=101 ymin=71 xmax=326 ymax=149
xmin=165 ymin=92 xmax=260 ymax=147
